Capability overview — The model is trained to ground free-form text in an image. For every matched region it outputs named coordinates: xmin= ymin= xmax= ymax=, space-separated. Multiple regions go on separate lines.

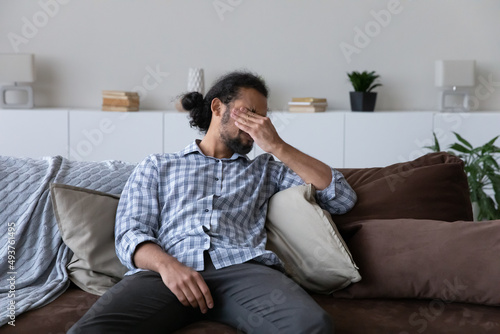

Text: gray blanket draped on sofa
xmin=0 ymin=155 xmax=135 ymax=326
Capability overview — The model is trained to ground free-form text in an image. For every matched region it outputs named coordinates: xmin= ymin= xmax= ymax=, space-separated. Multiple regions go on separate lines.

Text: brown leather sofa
xmin=3 ymin=153 xmax=500 ymax=334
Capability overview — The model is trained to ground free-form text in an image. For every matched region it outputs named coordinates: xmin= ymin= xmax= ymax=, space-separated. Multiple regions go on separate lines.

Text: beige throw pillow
xmin=51 ymin=183 xmax=128 ymax=295
xmin=266 ymin=184 xmax=361 ymax=294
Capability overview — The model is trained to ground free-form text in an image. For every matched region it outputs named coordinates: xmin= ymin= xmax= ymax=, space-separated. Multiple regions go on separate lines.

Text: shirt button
xmin=215 ymin=177 xmax=219 ymax=181
xmin=204 ymin=209 xmax=209 ymax=212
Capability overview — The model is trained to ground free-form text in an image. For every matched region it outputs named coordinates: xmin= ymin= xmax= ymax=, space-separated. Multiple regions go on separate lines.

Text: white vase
xmin=187 ymin=68 xmax=204 ymax=95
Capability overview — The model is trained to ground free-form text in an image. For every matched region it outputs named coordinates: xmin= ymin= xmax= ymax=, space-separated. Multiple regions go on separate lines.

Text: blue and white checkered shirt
xmin=115 ymin=140 xmax=357 ymax=275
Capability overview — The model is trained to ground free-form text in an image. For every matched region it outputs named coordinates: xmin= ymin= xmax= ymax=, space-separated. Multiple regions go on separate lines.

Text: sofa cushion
xmin=314 ymin=296 xmax=500 ymax=334
xmin=51 ymin=183 xmax=127 ymax=295
xmin=333 ymin=218 xmax=500 ymax=306
xmin=336 ymin=152 xmax=473 ymax=231
xmin=265 ymin=184 xmax=361 ymax=294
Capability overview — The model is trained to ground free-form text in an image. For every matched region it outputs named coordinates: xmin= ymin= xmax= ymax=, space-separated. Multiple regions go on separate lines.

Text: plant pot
xmin=350 ymin=92 xmax=377 ymax=112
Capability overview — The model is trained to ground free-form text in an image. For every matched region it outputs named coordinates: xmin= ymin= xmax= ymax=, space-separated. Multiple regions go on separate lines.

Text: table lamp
xmin=435 ymin=60 xmax=475 ymax=112
xmin=0 ymin=54 xmax=35 ymax=109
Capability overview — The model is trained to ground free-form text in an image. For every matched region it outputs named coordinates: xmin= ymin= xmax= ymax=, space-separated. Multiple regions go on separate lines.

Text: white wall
xmin=1 ymin=0 xmax=499 ymax=111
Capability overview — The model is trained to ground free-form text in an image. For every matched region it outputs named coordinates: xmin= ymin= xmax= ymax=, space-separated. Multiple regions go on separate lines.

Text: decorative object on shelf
xmin=288 ymin=97 xmax=328 ymax=113
xmin=187 ymin=68 xmax=204 ymax=95
xmin=102 ymin=90 xmax=139 ymax=111
xmin=435 ymin=60 xmax=475 ymax=112
xmin=347 ymin=70 xmax=382 ymax=112
xmin=425 ymin=132 xmax=500 ymax=221
xmin=0 ymin=53 xmax=35 ymax=109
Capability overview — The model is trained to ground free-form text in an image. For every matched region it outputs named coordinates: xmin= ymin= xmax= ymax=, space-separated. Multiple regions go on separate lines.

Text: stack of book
xmin=102 ymin=91 xmax=139 ymax=111
xmin=288 ymin=97 xmax=328 ymax=113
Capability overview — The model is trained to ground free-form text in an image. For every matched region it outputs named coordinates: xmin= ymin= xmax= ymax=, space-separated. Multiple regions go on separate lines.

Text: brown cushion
xmin=335 ymin=152 xmax=473 ymax=231
xmin=333 ymin=218 xmax=500 ymax=306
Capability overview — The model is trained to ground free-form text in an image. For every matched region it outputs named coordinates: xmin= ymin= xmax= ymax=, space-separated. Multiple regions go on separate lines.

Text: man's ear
xmin=211 ymin=98 xmax=224 ymax=117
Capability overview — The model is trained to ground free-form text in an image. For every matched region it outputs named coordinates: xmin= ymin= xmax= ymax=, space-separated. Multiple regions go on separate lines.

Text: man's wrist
xmin=269 ymin=140 xmax=288 ymax=158
xmin=134 ymin=241 xmax=175 ymax=273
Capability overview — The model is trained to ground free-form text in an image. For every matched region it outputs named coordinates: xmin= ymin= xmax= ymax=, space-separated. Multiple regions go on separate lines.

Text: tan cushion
xmin=336 ymin=152 xmax=473 ymax=232
xmin=334 ymin=218 xmax=500 ymax=306
xmin=266 ymin=184 xmax=361 ymax=294
xmin=51 ymin=183 xmax=127 ymax=295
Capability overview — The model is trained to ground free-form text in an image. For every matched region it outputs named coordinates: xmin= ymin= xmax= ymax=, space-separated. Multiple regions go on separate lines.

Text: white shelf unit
xmin=344 ymin=112 xmax=435 ymax=168
xmin=163 ymin=111 xmax=202 ymax=154
xmin=1 ymin=109 xmax=499 ymax=168
xmin=69 ymin=110 xmax=164 ymax=163
xmin=0 ymin=109 xmax=69 ymax=159
xmin=253 ymin=112 xmax=345 ymax=167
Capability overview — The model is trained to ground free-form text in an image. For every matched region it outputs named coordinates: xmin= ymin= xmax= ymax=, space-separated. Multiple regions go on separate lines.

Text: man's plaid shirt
xmin=115 ymin=140 xmax=357 ymax=275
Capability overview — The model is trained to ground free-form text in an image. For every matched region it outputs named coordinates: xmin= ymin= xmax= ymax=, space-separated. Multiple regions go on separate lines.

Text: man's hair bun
xmin=181 ymin=91 xmax=204 ymax=111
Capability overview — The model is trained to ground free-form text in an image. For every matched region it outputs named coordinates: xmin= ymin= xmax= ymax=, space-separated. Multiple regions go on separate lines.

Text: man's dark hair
xmin=181 ymin=71 xmax=269 ymax=133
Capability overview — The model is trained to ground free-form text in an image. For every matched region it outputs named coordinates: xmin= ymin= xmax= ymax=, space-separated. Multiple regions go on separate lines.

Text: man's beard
xmin=220 ymin=109 xmax=253 ymax=155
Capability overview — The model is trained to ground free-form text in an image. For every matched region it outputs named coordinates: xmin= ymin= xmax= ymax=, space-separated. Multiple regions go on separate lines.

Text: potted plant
xmin=425 ymin=132 xmax=500 ymax=221
xmin=347 ymin=70 xmax=382 ymax=112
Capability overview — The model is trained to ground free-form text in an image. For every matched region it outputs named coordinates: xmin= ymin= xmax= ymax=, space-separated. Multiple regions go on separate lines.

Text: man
xmin=70 ymin=71 xmax=356 ymax=333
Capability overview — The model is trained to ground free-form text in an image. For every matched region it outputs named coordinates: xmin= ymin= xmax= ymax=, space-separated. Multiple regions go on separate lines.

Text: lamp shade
xmin=0 ymin=54 xmax=35 ymax=83
xmin=435 ymin=60 xmax=475 ymax=87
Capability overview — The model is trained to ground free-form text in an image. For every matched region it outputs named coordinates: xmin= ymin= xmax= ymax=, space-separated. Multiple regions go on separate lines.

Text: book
xmin=102 ymin=105 xmax=139 ymax=112
xmin=288 ymin=98 xmax=328 ymax=112
xmin=102 ymin=94 xmax=140 ymax=101
xmin=102 ymin=90 xmax=139 ymax=97
xmin=291 ymin=97 xmax=327 ymax=103
xmin=288 ymin=101 xmax=328 ymax=107
xmin=288 ymin=106 xmax=327 ymax=113
xmin=102 ymin=98 xmax=140 ymax=107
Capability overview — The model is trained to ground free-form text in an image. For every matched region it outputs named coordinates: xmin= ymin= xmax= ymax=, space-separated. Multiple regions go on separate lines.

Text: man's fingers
xmin=195 ymin=276 xmax=214 ymax=311
xmin=171 ymin=273 xmax=213 ymax=314
xmin=231 ymin=108 xmax=257 ymax=125
xmin=231 ymin=109 xmax=260 ymax=135
xmin=187 ymin=274 xmax=213 ymax=314
xmin=159 ymin=257 xmax=214 ymax=314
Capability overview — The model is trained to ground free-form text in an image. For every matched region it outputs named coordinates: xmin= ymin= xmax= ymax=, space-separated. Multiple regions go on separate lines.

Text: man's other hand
xmin=158 ymin=258 xmax=214 ymax=314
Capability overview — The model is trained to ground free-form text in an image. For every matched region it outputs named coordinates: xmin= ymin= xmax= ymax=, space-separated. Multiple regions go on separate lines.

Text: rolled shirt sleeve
xmin=272 ymin=159 xmax=357 ymax=215
xmin=315 ymin=168 xmax=357 ymax=215
xmin=115 ymin=156 xmax=162 ymax=271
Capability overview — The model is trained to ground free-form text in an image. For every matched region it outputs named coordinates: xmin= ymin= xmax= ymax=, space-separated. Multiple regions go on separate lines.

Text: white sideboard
xmin=0 ymin=109 xmax=69 ymax=158
xmin=69 ymin=110 xmax=164 ymax=162
xmin=1 ymin=109 xmax=499 ymax=168
xmin=344 ymin=112 xmax=436 ymax=168
xmin=254 ymin=112 xmax=345 ymax=167
xmin=163 ymin=112 xmax=203 ymax=154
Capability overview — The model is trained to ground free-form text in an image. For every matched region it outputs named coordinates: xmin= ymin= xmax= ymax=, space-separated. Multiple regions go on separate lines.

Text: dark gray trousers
xmin=68 ymin=257 xmax=334 ymax=334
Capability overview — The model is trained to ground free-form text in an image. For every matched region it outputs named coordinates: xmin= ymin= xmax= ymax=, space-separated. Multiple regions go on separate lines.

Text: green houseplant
xmin=347 ymin=70 xmax=382 ymax=112
xmin=426 ymin=132 xmax=500 ymax=221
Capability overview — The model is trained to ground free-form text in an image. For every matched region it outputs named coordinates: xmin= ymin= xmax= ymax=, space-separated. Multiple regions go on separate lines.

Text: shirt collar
xmin=180 ymin=140 xmax=250 ymax=161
